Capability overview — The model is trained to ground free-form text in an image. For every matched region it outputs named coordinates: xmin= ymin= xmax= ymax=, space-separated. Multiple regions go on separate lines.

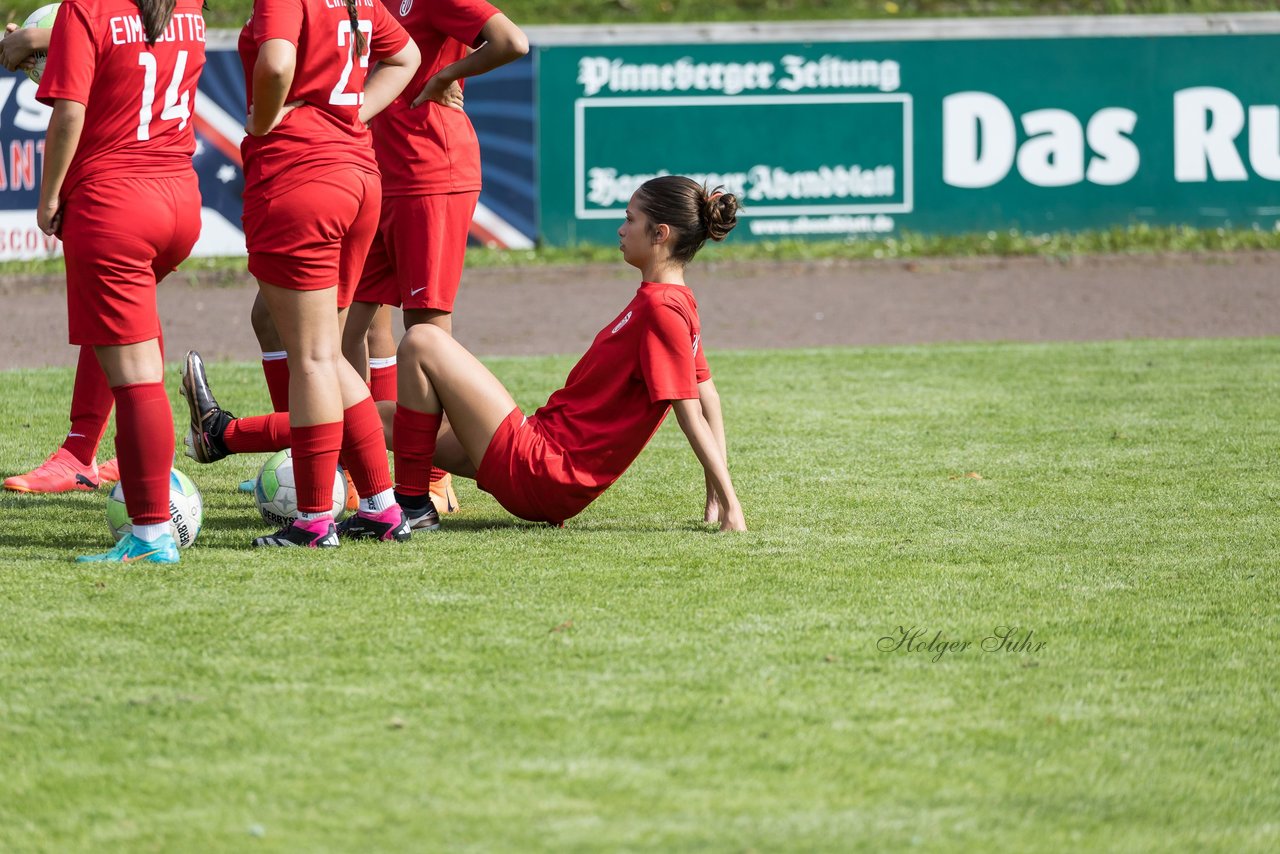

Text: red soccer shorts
xmin=475 ymin=407 xmax=597 ymax=525
xmin=243 ymin=169 xmax=381 ymax=309
xmin=62 ymin=174 xmax=201 ymax=346
xmin=354 ymin=190 xmax=479 ymax=311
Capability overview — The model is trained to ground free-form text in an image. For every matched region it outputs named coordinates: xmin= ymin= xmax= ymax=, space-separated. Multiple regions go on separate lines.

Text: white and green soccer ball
xmin=20 ymin=3 xmax=61 ymax=85
xmin=106 ymin=468 xmax=204 ymax=548
xmin=254 ymin=449 xmax=349 ymax=528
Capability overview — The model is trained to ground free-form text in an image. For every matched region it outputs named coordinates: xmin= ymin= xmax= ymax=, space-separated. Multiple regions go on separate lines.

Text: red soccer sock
xmin=368 ymin=358 xmax=397 ymax=403
xmin=261 ymin=353 xmax=290 ymax=413
xmin=430 ymin=467 xmax=448 ymax=484
xmin=291 ymin=421 xmax=344 ymax=515
xmin=62 ymin=345 xmax=115 ymax=466
xmin=341 ymin=396 xmax=394 ymax=499
xmin=224 ymin=412 xmax=292 ymax=454
xmin=111 ymin=382 xmax=174 ymax=526
xmin=393 ymin=405 xmax=441 ymax=498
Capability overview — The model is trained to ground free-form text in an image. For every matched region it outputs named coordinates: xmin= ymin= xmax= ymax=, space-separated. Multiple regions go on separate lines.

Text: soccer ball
xmin=254 ymin=449 xmax=349 ymax=527
xmin=106 ymin=468 xmax=203 ymax=548
xmin=19 ymin=3 xmax=61 ymax=84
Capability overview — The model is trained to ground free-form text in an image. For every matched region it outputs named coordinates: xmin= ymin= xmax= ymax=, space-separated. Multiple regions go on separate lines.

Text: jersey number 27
xmin=330 ymin=19 xmax=373 ymax=107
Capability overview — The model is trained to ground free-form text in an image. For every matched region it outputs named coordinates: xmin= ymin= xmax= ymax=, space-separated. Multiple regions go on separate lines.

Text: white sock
xmin=132 ymin=523 xmax=168 ymax=542
xmin=369 ymin=356 xmax=397 ymax=369
xmin=297 ymin=511 xmax=332 ymax=524
xmin=262 ymin=350 xmax=288 ymax=361
xmin=360 ymin=489 xmax=396 ymax=514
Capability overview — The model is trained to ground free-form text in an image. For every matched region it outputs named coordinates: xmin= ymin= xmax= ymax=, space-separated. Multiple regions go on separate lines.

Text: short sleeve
xmin=253 ymin=0 xmax=305 ymax=45
xmin=36 ymin=1 xmax=96 ymax=107
xmin=369 ymin=1 xmax=411 ymax=63
xmin=694 ymin=336 xmax=711 ymax=384
xmin=639 ymin=304 xmax=700 ymax=403
xmin=427 ymin=0 xmax=499 ymax=48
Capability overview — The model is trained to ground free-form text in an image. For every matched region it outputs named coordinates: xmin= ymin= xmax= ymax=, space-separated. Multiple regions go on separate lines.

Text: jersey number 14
xmin=136 ymin=50 xmax=192 ymax=141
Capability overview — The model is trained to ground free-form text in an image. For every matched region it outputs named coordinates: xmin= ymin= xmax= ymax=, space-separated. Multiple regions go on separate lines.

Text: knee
xmin=398 ymin=323 xmax=446 ymax=364
xmin=289 ymin=348 xmax=341 ymax=377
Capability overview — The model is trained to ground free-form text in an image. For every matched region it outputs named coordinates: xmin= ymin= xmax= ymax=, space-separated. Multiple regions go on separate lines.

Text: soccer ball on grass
xmin=254 ymin=449 xmax=349 ymax=527
xmin=106 ymin=468 xmax=203 ymax=548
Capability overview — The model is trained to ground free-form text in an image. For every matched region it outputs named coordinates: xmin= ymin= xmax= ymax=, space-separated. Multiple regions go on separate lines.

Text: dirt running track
xmin=1 ymin=252 xmax=1278 ymax=369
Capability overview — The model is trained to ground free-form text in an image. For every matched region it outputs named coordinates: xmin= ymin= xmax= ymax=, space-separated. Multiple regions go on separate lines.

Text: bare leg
xmin=257 ymin=282 xmax=346 ymax=426
xmin=398 ymin=324 xmax=514 ymax=470
xmin=404 ymin=307 xmax=452 ymax=336
xmin=368 ymin=304 xmax=398 ymax=358
xmin=430 ymin=421 xmax=478 ymax=479
xmin=250 ymin=290 xmax=285 ymax=353
xmin=94 ymin=339 xmax=164 ymax=386
xmin=342 ymin=300 xmax=379 ymax=380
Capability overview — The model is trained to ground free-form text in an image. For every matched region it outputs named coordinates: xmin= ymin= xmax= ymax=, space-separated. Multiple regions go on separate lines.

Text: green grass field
xmin=2 ymin=340 xmax=1278 ymax=850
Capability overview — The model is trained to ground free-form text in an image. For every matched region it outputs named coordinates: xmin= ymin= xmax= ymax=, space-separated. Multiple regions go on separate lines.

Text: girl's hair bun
xmin=703 ymin=188 xmax=738 ymax=242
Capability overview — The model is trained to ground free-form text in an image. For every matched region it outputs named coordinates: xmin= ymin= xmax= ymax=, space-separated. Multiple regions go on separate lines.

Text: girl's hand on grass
xmin=719 ymin=503 xmax=746 ymax=533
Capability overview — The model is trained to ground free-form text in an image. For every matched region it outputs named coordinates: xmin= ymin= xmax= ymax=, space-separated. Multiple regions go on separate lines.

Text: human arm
xmin=1 ymin=22 xmax=49 ymax=71
xmin=696 ymin=378 xmax=730 ymax=524
xmin=672 ymin=396 xmax=745 ymax=532
xmin=410 ymin=13 xmax=528 ymax=109
xmin=245 ymin=39 xmax=296 ymax=136
xmin=359 ymin=39 xmax=420 ymax=125
xmin=37 ymin=99 xmax=84 ymax=235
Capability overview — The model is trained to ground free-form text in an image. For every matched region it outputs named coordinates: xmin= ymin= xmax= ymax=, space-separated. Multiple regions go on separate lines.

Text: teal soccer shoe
xmin=76 ymin=532 xmax=180 ymax=564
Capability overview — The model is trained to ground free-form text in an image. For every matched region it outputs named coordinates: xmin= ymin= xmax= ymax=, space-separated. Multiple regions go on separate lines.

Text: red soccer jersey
xmin=239 ymin=0 xmax=410 ymax=200
xmin=370 ymin=0 xmax=497 ymax=196
xmin=530 ymin=283 xmax=712 ymax=502
xmin=37 ymin=0 xmax=207 ymax=198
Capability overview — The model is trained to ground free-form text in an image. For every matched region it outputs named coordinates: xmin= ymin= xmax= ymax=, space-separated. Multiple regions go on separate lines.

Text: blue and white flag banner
xmin=0 ymin=35 xmax=536 ymax=261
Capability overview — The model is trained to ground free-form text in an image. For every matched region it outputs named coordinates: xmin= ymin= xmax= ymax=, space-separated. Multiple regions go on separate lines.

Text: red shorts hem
xmin=71 ymin=329 xmax=163 ymax=348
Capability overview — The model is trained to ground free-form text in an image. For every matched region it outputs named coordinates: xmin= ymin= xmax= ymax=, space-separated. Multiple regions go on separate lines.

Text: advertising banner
xmin=0 ymin=37 xmax=536 ymax=261
xmin=0 ymin=47 xmax=249 ymax=260
xmin=535 ymin=17 xmax=1280 ymax=244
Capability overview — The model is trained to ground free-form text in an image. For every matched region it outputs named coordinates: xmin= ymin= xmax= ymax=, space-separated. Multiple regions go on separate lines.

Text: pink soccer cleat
xmin=3 ymin=448 xmax=99 ymax=493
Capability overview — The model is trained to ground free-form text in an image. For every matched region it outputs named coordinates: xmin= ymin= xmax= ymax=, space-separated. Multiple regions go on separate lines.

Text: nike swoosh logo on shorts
xmin=410 ymin=286 xmax=427 ymax=296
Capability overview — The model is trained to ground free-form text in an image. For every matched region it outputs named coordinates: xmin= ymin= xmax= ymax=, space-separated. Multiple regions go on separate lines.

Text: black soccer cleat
xmin=336 ymin=506 xmax=413 ymax=541
xmin=180 ymin=349 xmax=235 ymax=463
xmin=252 ymin=519 xmax=340 ymax=548
xmin=395 ymin=492 xmax=441 ymax=532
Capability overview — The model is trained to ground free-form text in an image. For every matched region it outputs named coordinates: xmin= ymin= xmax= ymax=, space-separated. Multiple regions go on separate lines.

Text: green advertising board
xmin=533 ymin=16 xmax=1280 ymax=244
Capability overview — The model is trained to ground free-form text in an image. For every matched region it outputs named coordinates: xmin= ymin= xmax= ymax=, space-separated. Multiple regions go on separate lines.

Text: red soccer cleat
xmin=3 ymin=448 xmax=99 ymax=493
xmin=98 ymin=457 xmax=120 ymax=483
